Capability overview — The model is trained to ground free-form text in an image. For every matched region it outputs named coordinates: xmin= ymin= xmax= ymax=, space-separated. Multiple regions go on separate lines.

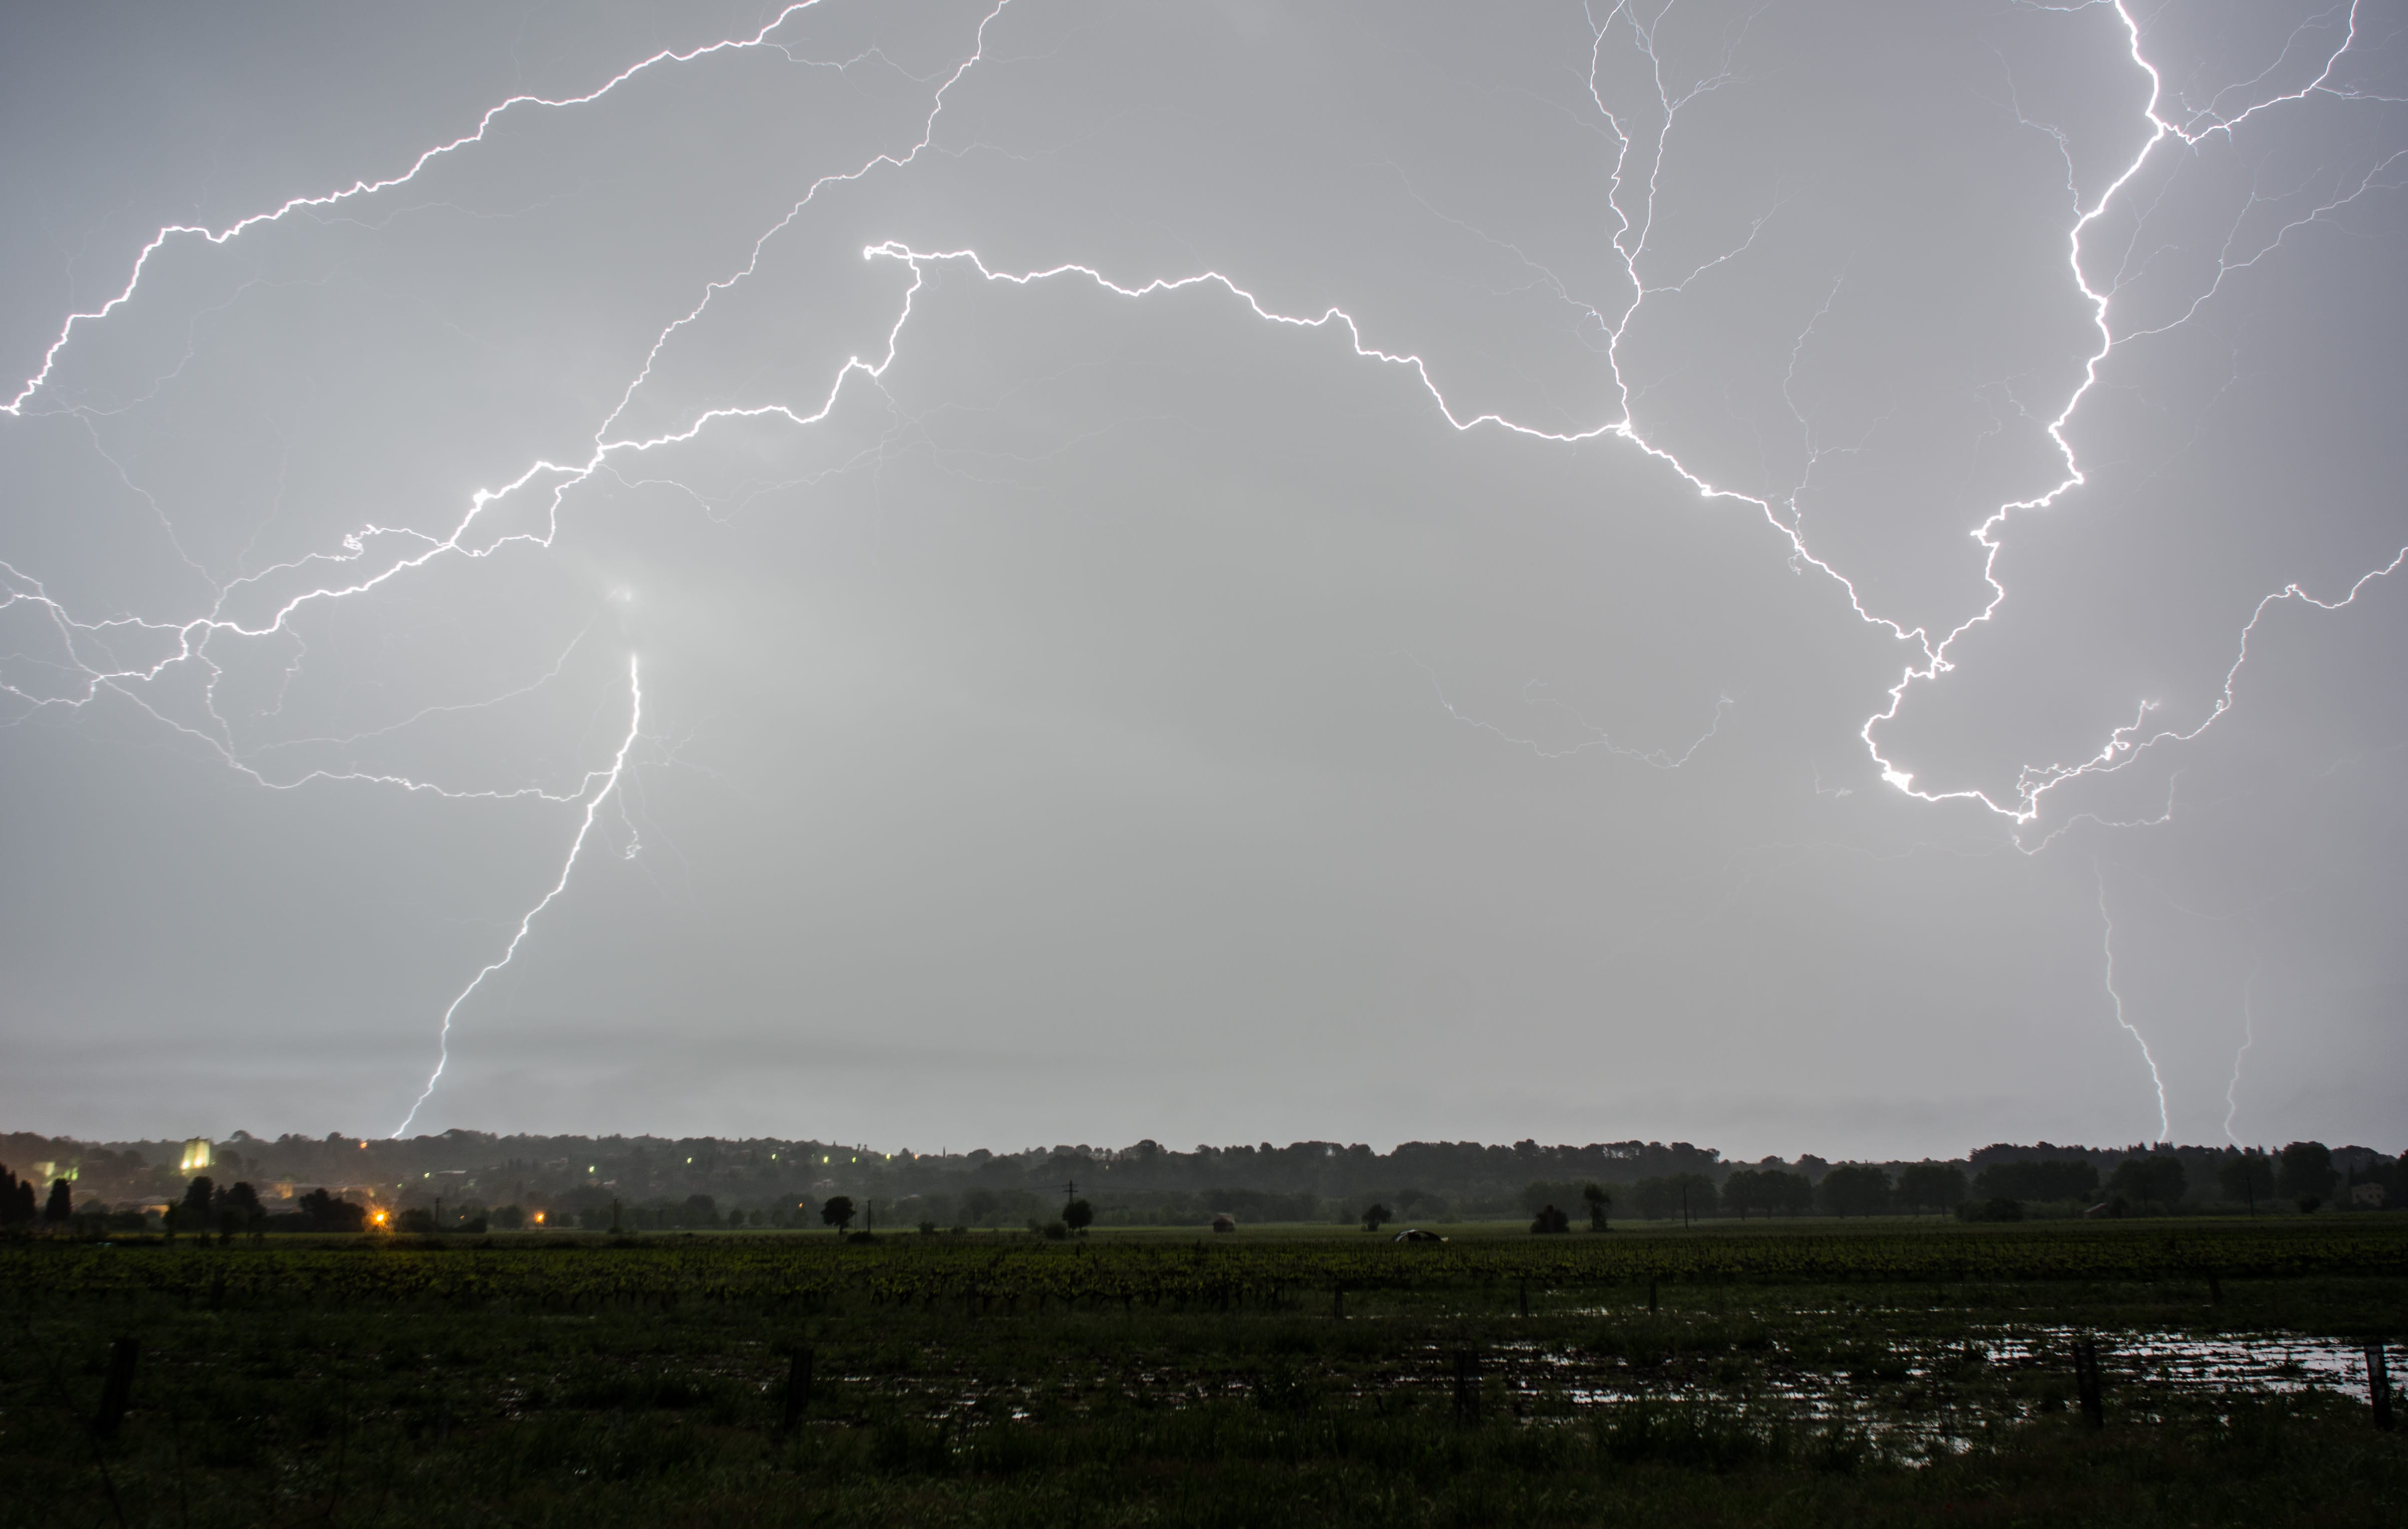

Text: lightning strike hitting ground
xmin=2 ymin=1 xmax=2399 ymax=1133
xmin=2095 ymin=863 xmax=2171 ymax=1145
xmin=2226 ymin=954 xmax=2262 ymax=1147
xmin=393 ymin=655 xmax=645 ymax=1137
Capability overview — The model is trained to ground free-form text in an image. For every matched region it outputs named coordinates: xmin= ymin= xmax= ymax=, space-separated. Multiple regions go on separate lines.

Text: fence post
xmin=2074 ymin=1338 xmax=2104 ymax=1427
xmin=93 ymin=1338 xmax=139 ymax=1440
xmin=1647 ymin=1276 xmax=1658 ymax=1314
xmin=1453 ymin=1348 xmax=1478 ymax=1421
xmin=784 ymin=1347 xmax=813 ymax=1431
xmin=2370 ymin=1343 xmax=2393 ymax=1431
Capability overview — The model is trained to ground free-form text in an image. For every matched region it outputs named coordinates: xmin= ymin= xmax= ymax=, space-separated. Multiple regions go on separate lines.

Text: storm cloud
xmin=2 ymin=1 xmax=2403 ymax=1155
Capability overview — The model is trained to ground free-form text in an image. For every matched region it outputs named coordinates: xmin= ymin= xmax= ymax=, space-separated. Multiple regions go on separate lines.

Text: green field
xmin=5 ymin=1217 xmax=2403 ymax=1526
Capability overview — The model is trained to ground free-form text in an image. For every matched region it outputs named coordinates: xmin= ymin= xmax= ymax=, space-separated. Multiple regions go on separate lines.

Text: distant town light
xmin=178 ymin=1138 xmax=212 ymax=1173
xmin=531 ymin=1211 xmax=545 ymax=1225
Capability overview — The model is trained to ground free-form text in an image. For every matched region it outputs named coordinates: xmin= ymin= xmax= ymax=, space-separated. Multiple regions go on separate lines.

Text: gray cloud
xmin=3 ymin=1 xmax=2403 ymax=1155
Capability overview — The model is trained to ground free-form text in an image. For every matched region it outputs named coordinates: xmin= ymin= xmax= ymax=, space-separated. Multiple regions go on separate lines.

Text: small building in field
xmin=1210 ymin=1214 xmax=1235 ymax=1233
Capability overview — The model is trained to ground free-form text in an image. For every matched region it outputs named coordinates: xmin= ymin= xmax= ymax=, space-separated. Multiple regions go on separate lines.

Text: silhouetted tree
xmin=1722 ymin=1169 xmax=1771 ymax=1218
xmin=1634 ymin=1174 xmax=1717 ymax=1222
xmin=1530 ymin=1203 xmax=1571 ymax=1234
xmin=2218 ymin=1152 xmax=2274 ymax=1214
xmin=0 ymin=1166 xmax=35 ymax=1226
xmin=176 ymin=1176 xmax=215 ymax=1234
xmin=1895 ymin=1164 xmax=1968 ymax=1215
xmin=821 ymin=1195 xmax=855 ymax=1232
xmin=1816 ymin=1164 xmax=1891 ymax=1218
xmin=295 ymin=1188 xmax=367 ymax=1233
xmin=218 ymin=1181 xmax=264 ymax=1238
xmin=1725 ymin=1169 xmax=1814 ymax=1218
xmin=1971 ymin=1159 xmax=2098 ymax=1206
xmin=2107 ymin=1154 xmax=2186 ymax=1211
xmin=1064 ymin=1198 xmax=1093 ymax=1234
xmin=1582 ymin=1183 xmax=1610 ymax=1231
xmin=2278 ymin=1141 xmax=2335 ymax=1211
xmin=1360 ymin=1203 xmax=1393 ymax=1233
xmin=44 ymin=1178 xmax=72 ymax=1225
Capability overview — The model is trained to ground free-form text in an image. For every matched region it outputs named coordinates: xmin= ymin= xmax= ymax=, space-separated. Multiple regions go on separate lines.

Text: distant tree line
xmin=5 ymin=1131 xmax=2397 ymax=1235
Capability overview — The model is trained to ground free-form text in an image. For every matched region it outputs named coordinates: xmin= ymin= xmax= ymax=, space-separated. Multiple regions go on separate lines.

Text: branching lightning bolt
xmin=4 ymin=0 xmax=2399 ymax=1136
xmin=1 ymin=0 xmax=1012 ymax=1125
xmin=1410 ymin=658 xmax=1734 ymax=767
xmin=393 ymin=654 xmax=643 ymax=1137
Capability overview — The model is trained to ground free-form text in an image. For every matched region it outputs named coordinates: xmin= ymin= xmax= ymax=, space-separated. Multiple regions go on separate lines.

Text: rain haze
xmin=2 ymin=1 xmax=2404 ymax=1158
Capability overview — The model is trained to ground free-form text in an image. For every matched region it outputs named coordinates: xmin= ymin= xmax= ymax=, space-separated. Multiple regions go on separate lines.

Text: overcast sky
xmin=3 ymin=1 xmax=2403 ymax=1158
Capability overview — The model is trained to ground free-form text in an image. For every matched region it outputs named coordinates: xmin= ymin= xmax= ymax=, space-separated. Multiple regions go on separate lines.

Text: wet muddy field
xmin=6 ymin=1224 xmax=2403 ymax=1526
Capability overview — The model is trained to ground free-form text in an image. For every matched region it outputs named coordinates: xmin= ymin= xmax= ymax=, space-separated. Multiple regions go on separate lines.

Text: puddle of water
xmin=829 ymin=1327 xmax=2394 ymax=1454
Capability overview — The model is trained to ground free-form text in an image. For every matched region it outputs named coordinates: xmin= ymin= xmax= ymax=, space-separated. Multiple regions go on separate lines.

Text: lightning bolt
xmin=2094 ymin=862 xmax=2169 ymax=1144
xmin=2224 ymin=953 xmax=2261 ymax=1147
xmin=394 ymin=654 xmax=643 ymax=1137
xmin=3 ymin=0 xmax=2398 ymax=1137
xmin=1 ymin=3 xmax=1011 ymax=1123
xmin=829 ymin=0 xmax=2400 ymax=842
xmin=1410 ymin=658 xmax=1734 ymax=768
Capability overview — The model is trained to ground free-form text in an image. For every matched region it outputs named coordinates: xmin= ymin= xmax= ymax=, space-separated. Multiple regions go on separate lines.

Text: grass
xmin=4 ymin=1216 xmax=2402 ymax=1526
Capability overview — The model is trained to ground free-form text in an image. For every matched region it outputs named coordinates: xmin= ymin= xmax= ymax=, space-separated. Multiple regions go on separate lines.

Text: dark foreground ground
xmin=4 ymin=1217 xmax=2403 ymax=1526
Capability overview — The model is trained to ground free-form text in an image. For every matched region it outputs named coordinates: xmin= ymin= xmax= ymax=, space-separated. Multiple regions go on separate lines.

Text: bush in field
xmin=821 ymin=1196 xmax=855 ymax=1232
xmin=1063 ymin=1198 xmax=1093 ymax=1234
xmin=1360 ymin=1203 xmax=1392 ymax=1233
xmin=1530 ymin=1204 xmax=1571 ymax=1234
